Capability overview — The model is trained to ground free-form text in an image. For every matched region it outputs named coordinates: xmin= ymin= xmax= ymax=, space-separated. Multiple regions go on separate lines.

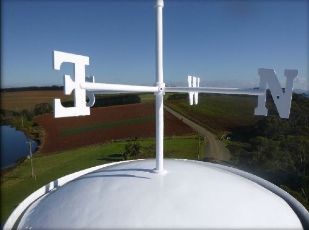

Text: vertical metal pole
xmin=29 ymin=141 xmax=34 ymax=177
xmin=155 ymin=0 xmax=164 ymax=84
xmin=198 ymin=135 xmax=200 ymax=160
xmin=155 ymin=0 xmax=164 ymax=173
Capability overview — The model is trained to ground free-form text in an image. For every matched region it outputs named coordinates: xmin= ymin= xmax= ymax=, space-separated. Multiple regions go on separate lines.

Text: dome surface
xmin=8 ymin=159 xmax=305 ymax=229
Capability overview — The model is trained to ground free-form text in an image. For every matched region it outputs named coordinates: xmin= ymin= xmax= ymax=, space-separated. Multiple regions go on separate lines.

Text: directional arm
xmin=165 ymin=87 xmax=265 ymax=95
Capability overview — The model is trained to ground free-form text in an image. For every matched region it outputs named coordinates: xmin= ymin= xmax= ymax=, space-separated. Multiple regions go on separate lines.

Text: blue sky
xmin=2 ymin=0 xmax=308 ymax=90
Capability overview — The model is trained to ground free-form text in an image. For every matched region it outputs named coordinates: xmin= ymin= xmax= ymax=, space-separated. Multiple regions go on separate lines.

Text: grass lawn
xmin=1 ymin=134 xmax=204 ymax=225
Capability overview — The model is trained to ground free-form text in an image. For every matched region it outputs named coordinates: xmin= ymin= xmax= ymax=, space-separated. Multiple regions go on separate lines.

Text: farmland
xmin=0 ymin=91 xmax=157 ymax=112
xmin=1 ymin=90 xmax=195 ymax=154
xmin=165 ymin=94 xmax=262 ymax=135
xmin=1 ymin=90 xmax=263 ymax=155
xmin=0 ymin=90 xmax=73 ymax=111
xmin=34 ymin=103 xmax=194 ymax=153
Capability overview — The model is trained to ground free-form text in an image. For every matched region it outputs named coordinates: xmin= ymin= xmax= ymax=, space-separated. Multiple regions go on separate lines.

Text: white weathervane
xmin=53 ymin=0 xmax=297 ymax=173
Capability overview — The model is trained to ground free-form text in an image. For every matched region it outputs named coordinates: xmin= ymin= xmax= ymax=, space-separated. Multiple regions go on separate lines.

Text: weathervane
xmin=53 ymin=0 xmax=297 ymax=173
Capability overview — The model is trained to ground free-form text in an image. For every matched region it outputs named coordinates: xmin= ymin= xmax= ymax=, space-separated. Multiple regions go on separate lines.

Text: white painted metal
xmin=53 ymin=51 xmax=90 ymax=118
xmin=166 ymin=86 xmax=265 ymax=95
xmin=154 ymin=0 xmax=165 ymax=173
xmin=86 ymin=91 xmax=130 ymax=94
xmin=155 ymin=0 xmax=164 ymax=84
xmin=9 ymin=159 xmax=305 ymax=229
xmin=80 ymin=82 xmax=158 ymax=93
xmin=193 ymin=77 xmax=197 ymax=88
xmin=188 ymin=76 xmax=200 ymax=105
xmin=188 ymin=75 xmax=193 ymax=105
xmin=154 ymin=84 xmax=165 ymax=173
xmin=86 ymin=76 xmax=95 ymax=107
xmin=194 ymin=77 xmax=200 ymax=104
xmin=254 ymin=68 xmax=298 ymax=118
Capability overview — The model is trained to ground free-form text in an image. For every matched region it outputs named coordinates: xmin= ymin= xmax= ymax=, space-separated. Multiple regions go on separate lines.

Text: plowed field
xmin=34 ymin=103 xmax=194 ymax=153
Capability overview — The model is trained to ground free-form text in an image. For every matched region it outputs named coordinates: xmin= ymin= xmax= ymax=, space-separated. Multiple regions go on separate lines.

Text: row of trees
xmin=1 ymin=85 xmax=63 ymax=92
xmin=228 ymin=93 xmax=309 ymax=209
xmin=1 ymin=94 xmax=141 ymax=124
xmin=0 ymin=103 xmax=53 ymax=124
xmin=0 ymin=85 xmax=63 ymax=92
xmin=92 ymin=94 xmax=141 ymax=108
xmin=61 ymin=94 xmax=141 ymax=108
xmin=167 ymin=93 xmax=188 ymax=100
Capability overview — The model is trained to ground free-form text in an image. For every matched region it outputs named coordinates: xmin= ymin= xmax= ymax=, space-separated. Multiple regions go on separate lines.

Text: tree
xmin=254 ymin=116 xmax=290 ymax=140
xmin=227 ymin=93 xmax=309 ymax=209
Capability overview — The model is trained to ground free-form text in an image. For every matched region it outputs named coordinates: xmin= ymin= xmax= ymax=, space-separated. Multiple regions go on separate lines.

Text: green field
xmin=61 ymin=115 xmax=155 ymax=136
xmin=165 ymin=94 xmax=262 ymax=134
xmin=1 ymin=135 xmax=204 ymax=225
xmin=139 ymin=93 xmax=174 ymax=103
xmin=139 ymin=93 xmax=156 ymax=103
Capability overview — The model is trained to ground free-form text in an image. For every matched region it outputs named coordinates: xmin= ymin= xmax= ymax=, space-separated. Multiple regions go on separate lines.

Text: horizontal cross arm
xmin=165 ymin=87 xmax=265 ymax=95
xmin=86 ymin=90 xmax=135 ymax=95
xmin=80 ymin=82 xmax=158 ymax=93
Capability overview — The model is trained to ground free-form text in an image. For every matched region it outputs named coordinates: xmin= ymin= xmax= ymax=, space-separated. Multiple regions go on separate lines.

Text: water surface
xmin=1 ymin=126 xmax=37 ymax=169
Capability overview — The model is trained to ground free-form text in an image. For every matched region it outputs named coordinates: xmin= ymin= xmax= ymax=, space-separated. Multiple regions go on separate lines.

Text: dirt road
xmin=164 ymin=105 xmax=230 ymax=161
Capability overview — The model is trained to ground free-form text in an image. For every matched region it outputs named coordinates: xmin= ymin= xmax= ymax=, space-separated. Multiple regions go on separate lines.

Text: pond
xmin=1 ymin=125 xmax=38 ymax=169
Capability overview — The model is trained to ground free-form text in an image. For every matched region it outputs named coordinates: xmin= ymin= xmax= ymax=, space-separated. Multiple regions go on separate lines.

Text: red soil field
xmin=34 ymin=103 xmax=194 ymax=153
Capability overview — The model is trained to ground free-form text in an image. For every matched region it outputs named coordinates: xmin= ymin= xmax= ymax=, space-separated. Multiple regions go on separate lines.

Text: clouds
xmin=199 ymin=78 xmax=259 ymax=88
xmin=293 ymin=77 xmax=309 ymax=90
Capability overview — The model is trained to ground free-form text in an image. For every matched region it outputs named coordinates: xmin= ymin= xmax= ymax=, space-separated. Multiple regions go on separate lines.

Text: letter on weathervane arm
xmin=254 ymin=68 xmax=298 ymax=119
xmin=53 ymin=51 xmax=90 ymax=118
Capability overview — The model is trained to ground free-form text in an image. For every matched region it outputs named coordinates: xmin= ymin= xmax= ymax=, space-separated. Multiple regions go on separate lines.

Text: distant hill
xmin=293 ymin=89 xmax=309 ymax=97
xmin=1 ymin=86 xmax=63 ymax=92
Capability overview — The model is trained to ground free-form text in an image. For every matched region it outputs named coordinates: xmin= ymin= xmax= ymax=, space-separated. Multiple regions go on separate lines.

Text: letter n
xmin=254 ymin=68 xmax=298 ymax=119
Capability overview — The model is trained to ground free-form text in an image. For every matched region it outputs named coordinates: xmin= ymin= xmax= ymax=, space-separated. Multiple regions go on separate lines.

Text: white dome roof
xmin=6 ymin=159 xmax=307 ymax=229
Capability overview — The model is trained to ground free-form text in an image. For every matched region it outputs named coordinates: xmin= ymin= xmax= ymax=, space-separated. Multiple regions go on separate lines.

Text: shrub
xmin=123 ymin=138 xmax=141 ymax=160
xmin=34 ymin=103 xmax=53 ymax=116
